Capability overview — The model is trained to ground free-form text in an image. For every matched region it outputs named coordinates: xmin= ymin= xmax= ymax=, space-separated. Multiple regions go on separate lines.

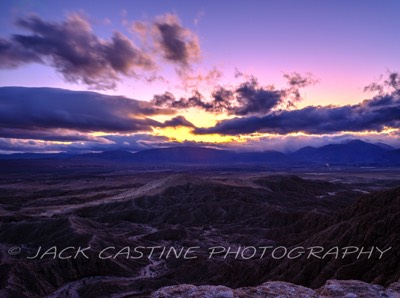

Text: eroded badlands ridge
xmin=0 ymin=170 xmax=399 ymax=297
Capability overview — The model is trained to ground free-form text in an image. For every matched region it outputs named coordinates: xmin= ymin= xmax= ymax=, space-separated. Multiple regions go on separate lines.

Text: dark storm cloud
xmin=0 ymin=38 xmax=41 ymax=67
xmin=152 ymin=14 xmax=201 ymax=66
xmin=0 ymin=14 xmax=154 ymax=89
xmin=0 ymin=13 xmax=204 ymax=89
xmin=0 ymin=87 xmax=173 ymax=134
xmin=195 ymin=93 xmax=400 ymax=135
xmin=162 ymin=116 xmax=194 ymax=128
xmin=232 ymin=77 xmax=282 ymax=115
xmin=153 ymin=91 xmax=213 ymax=110
xmin=152 ymin=73 xmax=316 ymax=115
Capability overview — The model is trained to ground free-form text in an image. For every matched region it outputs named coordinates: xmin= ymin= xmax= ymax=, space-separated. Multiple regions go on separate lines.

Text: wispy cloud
xmin=152 ymin=14 xmax=201 ymax=67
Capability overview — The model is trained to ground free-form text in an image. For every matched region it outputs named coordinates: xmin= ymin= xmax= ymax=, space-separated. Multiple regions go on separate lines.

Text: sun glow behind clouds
xmin=0 ymin=1 xmax=399 ymax=153
xmin=150 ymin=108 xmax=233 ymax=128
xmin=149 ymin=107 xmax=243 ymax=143
xmin=153 ymin=126 xmax=239 ymax=143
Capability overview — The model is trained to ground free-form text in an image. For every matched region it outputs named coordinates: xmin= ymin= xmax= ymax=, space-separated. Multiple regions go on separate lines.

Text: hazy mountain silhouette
xmin=70 ymin=150 xmax=136 ymax=161
xmin=1 ymin=140 xmax=399 ymax=165
xmin=290 ymin=139 xmax=390 ymax=163
xmin=0 ymin=152 xmax=72 ymax=160
xmin=130 ymin=147 xmax=288 ymax=163
xmin=65 ymin=146 xmax=289 ymax=164
xmin=130 ymin=146 xmax=231 ymax=163
xmin=374 ymin=142 xmax=394 ymax=150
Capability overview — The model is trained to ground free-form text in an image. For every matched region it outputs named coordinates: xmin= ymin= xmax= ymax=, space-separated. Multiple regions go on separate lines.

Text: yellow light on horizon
xmin=150 ymin=108 xmax=233 ymax=128
xmin=153 ymin=126 xmax=242 ymax=144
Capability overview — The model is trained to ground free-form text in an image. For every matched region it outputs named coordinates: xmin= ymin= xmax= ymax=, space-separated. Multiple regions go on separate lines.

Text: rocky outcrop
xmin=151 ymin=280 xmax=400 ymax=298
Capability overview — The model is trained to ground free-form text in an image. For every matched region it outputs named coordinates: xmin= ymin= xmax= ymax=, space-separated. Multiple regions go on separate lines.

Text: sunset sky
xmin=0 ymin=0 xmax=399 ymax=153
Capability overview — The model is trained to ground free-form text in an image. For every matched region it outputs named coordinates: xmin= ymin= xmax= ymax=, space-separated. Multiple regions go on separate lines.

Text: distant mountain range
xmin=1 ymin=139 xmax=399 ymax=165
xmin=291 ymin=139 xmax=394 ymax=164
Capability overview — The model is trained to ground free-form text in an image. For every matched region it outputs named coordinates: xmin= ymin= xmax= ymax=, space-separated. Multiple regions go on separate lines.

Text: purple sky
xmin=0 ymin=0 xmax=399 ymax=153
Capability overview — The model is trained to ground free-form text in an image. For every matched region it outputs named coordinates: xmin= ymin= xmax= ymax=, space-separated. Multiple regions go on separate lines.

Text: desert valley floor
xmin=1 ymin=165 xmax=400 ymax=297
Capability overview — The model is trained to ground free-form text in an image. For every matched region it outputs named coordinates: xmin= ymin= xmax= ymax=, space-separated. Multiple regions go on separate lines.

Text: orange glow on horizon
xmin=153 ymin=126 xmax=242 ymax=143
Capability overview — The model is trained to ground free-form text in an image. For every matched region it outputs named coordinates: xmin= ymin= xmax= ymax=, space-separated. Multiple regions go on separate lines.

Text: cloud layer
xmin=195 ymin=92 xmax=400 ymax=135
xmin=0 ymin=13 xmax=202 ymax=89
xmin=0 ymin=87 xmax=162 ymax=132
xmin=0 ymin=83 xmax=399 ymax=153
xmin=0 ymin=87 xmax=194 ymax=139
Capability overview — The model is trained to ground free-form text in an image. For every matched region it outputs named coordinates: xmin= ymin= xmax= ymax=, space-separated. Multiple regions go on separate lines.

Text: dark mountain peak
xmin=0 ymin=152 xmax=72 ymax=160
xmin=69 ymin=149 xmax=134 ymax=161
xmin=292 ymin=140 xmax=388 ymax=164
xmin=131 ymin=146 xmax=231 ymax=163
xmin=343 ymin=139 xmax=367 ymax=145
xmin=293 ymin=146 xmax=317 ymax=154
xmin=374 ymin=142 xmax=394 ymax=150
xmin=342 ymin=139 xmax=386 ymax=149
xmin=100 ymin=149 xmax=133 ymax=155
xmin=128 ymin=146 xmax=290 ymax=163
xmin=97 ymin=150 xmax=135 ymax=158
